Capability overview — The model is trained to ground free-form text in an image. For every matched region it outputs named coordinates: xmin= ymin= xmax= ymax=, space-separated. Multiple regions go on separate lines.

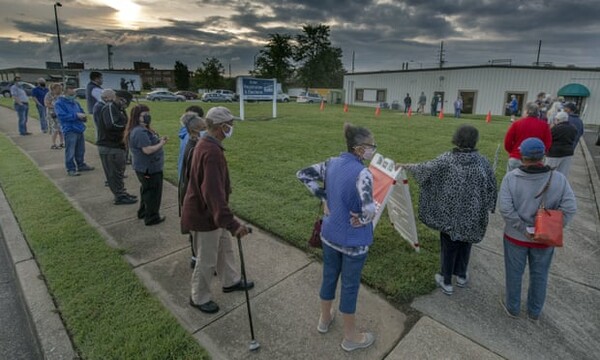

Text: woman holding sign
xmin=296 ymin=123 xmax=376 ymax=352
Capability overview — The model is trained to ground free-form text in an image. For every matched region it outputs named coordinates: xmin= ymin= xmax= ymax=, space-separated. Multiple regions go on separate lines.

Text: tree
xmin=294 ymin=24 xmax=345 ymax=88
xmin=252 ymin=33 xmax=295 ymax=86
xmin=174 ymin=60 xmax=190 ymax=90
xmin=193 ymin=57 xmax=225 ymax=91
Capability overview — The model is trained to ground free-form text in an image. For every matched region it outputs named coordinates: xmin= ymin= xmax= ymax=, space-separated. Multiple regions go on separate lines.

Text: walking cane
xmin=237 ymin=227 xmax=260 ymax=351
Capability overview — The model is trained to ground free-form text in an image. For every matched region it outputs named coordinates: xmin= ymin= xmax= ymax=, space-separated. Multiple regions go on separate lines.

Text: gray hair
xmin=554 ymin=111 xmax=569 ymax=123
xmin=525 ymin=102 xmax=539 ymax=116
xmin=343 ymin=123 xmax=372 ymax=152
xmin=180 ymin=112 xmax=205 ymax=134
xmin=452 ymin=124 xmax=479 ymax=149
xmin=101 ymin=89 xmax=116 ymax=102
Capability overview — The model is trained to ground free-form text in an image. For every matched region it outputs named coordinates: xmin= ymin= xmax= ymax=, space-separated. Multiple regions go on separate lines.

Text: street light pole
xmin=53 ymin=2 xmax=65 ymax=85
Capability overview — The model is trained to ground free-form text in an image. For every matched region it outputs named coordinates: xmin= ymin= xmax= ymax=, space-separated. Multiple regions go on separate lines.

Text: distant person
xmin=499 ymin=137 xmax=576 ymax=321
xmin=98 ymin=89 xmax=137 ymax=205
xmin=86 ymin=71 xmax=103 ymax=113
xmin=31 ymin=78 xmax=49 ymax=133
xmin=508 ymin=95 xmax=518 ymax=122
xmin=403 ymin=93 xmax=412 ymax=113
xmin=504 ymin=102 xmax=552 ymax=172
xmin=124 ymin=104 xmax=167 ymax=226
xmin=120 ymin=78 xmax=128 ymax=91
xmin=534 ymin=92 xmax=549 ymax=121
xmin=182 ymin=107 xmax=253 ymax=314
xmin=55 ymin=86 xmax=95 ymax=176
xmin=10 ymin=76 xmax=30 ymax=136
xmin=417 ymin=92 xmax=426 ymax=114
xmin=177 ymin=112 xmax=206 ymax=269
xmin=563 ymin=102 xmax=584 ymax=148
xmin=402 ymin=125 xmax=497 ymax=295
xmin=545 ymin=112 xmax=577 ymax=176
xmin=436 ymin=95 xmax=443 ymax=114
xmin=430 ymin=94 xmax=439 ymax=116
xmin=546 ymin=97 xmax=564 ymax=125
xmin=44 ymin=82 xmax=64 ymax=149
xmin=453 ymin=96 xmax=463 ymax=118
xmin=297 ymin=123 xmax=377 ymax=352
xmin=177 ymin=105 xmax=205 ymax=180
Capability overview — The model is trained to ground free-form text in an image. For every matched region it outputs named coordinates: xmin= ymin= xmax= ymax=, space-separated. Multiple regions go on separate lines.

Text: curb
xmin=0 ymin=187 xmax=77 ymax=359
xmin=580 ymin=139 xmax=600 ymax=218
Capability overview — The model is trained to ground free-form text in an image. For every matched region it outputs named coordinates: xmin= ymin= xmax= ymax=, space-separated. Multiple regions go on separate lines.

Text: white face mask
xmin=222 ymin=124 xmax=233 ymax=138
xmin=362 ymin=147 xmax=376 ymax=160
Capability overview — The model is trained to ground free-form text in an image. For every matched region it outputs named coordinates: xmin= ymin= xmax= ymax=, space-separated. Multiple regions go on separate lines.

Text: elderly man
xmin=563 ymin=102 xmax=584 ymax=148
xmin=182 ymin=106 xmax=252 ymax=314
xmin=504 ymin=102 xmax=552 ymax=172
xmin=10 ymin=76 xmax=31 ymax=135
xmin=86 ymin=71 xmax=103 ymax=114
xmin=31 ymin=78 xmax=49 ymax=133
xmin=97 ymin=89 xmax=137 ymax=204
xmin=499 ymin=137 xmax=576 ymax=321
xmin=546 ymin=111 xmax=577 ymax=176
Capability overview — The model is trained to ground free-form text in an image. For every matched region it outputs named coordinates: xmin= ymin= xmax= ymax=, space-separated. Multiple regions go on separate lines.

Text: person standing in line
xmin=563 ymin=102 xmax=584 ymax=149
xmin=86 ymin=71 xmax=103 ymax=114
xmin=499 ymin=137 xmax=576 ymax=321
xmin=182 ymin=107 xmax=253 ymax=314
xmin=504 ymin=102 xmax=552 ymax=172
xmin=44 ymin=82 xmax=64 ymax=149
xmin=31 ymin=78 xmax=49 ymax=133
xmin=97 ymin=89 xmax=137 ymax=205
xmin=430 ymin=94 xmax=439 ymax=116
xmin=297 ymin=123 xmax=377 ymax=352
xmin=453 ymin=96 xmax=463 ymax=118
xmin=402 ymin=125 xmax=497 ymax=295
xmin=177 ymin=105 xmax=205 ymax=180
xmin=545 ymin=111 xmax=577 ymax=176
xmin=508 ymin=95 xmax=519 ymax=122
xmin=403 ymin=93 xmax=412 ymax=113
xmin=10 ymin=76 xmax=31 ymax=136
xmin=436 ymin=94 xmax=443 ymax=115
xmin=417 ymin=92 xmax=426 ymax=114
xmin=55 ymin=86 xmax=95 ymax=176
xmin=124 ymin=104 xmax=166 ymax=226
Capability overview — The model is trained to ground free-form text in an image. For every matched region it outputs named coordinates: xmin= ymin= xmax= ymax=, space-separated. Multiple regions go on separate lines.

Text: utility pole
xmin=53 ymin=2 xmax=65 ymax=85
xmin=438 ymin=41 xmax=446 ymax=69
xmin=351 ymin=51 xmax=355 ymax=74
xmin=228 ymin=63 xmax=231 ymax=78
xmin=107 ymin=44 xmax=114 ymax=70
xmin=535 ymin=40 xmax=542 ymax=66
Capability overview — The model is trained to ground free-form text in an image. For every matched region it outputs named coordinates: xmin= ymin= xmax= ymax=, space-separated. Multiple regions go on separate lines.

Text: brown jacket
xmin=181 ymin=136 xmax=241 ymax=234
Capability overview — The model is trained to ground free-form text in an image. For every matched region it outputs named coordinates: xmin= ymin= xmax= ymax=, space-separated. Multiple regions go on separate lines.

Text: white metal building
xmin=344 ymin=65 xmax=600 ymax=125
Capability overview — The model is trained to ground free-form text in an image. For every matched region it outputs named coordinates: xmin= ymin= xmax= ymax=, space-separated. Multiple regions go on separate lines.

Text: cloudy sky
xmin=1 ymin=0 xmax=599 ymax=75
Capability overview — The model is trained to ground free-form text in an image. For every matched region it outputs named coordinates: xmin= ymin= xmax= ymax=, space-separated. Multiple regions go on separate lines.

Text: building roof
xmin=346 ymin=64 xmax=600 ymax=76
xmin=557 ymin=83 xmax=590 ymax=97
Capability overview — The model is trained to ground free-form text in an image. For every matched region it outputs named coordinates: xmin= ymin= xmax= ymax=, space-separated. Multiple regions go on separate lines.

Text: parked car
xmin=75 ymin=88 xmax=86 ymax=99
xmin=175 ymin=91 xmax=198 ymax=100
xmin=296 ymin=92 xmax=323 ymax=103
xmin=1 ymin=81 xmax=35 ymax=97
xmin=201 ymin=92 xmax=233 ymax=102
xmin=214 ymin=89 xmax=238 ymax=101
xmin=277 ymin=92 xmax=290 ymax=102
xmin=146 ymin=90 xmax=186 ymax=102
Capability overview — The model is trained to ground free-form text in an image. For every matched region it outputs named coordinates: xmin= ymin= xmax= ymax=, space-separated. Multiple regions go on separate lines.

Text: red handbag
xmin=308 ymin=216 xmax=323 ymax=248
xmin=533 ymin=171 xmax=564 ymax=247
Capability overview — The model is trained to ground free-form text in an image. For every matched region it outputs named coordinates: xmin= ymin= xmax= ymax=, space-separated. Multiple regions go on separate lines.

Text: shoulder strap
xmin=534 ymin=171 xmax=553 ymax=209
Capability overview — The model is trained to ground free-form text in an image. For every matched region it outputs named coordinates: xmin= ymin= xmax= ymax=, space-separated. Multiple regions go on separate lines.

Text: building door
xmin=504 ymin=92 xmax=526 ymax=116
xmin=458 ymin=91 xmax=477 ymax=114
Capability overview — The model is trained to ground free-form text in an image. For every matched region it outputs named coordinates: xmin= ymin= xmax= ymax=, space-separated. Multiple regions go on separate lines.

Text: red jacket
xmin=504 ymin=116 xmax=552 ymax=160
xmin=180 ymin=136 xmax=241 ymax=234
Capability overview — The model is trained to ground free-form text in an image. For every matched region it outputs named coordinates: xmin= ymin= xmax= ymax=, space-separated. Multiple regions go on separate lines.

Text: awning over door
xmin=557 ymin=83 xmax=590 ymax=97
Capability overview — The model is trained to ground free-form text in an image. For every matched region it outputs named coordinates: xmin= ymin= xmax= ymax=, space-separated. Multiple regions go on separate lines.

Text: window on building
xmin=355 ymin=88 xmax=387 ymax=102
xmin=376 ymin=90 xmax=386 ymax=102
xmin=355 ymin=89 xmax=364 ymax=101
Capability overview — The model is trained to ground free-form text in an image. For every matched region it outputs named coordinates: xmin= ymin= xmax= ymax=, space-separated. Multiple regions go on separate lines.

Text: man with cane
xmin=182 ymin=106 xmax=254 ymax=314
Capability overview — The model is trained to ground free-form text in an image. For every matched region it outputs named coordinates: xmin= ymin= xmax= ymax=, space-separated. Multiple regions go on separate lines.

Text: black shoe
xmin=145 ymin=216 xmax=166 ymax=226
xmin=125 ymin=193 xmax=138 ymax=199
xmin=190 ymin=257 xmax=197 ymax=269
xmin=189 ymin=298 xmax=219 ymax=314
xmin=114 ymin=196 xmax=138 ymax=205
xmin=78 ymin=165 xmax=94 ymax=171
xmin=223 ymin=280 xmax=254 ymax=293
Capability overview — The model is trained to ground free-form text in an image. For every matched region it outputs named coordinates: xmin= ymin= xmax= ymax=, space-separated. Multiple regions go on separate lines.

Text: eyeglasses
xmin=359 ymin=143 xmax=377 ymax=149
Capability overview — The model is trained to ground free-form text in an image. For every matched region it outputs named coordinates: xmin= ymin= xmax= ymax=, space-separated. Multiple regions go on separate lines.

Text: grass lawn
xmin=1 ymin=97 xmax=511 ymax=305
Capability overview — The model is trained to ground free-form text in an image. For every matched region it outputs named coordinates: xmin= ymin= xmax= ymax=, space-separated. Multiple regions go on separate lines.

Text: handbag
xmin=533 ymin=171 xmax=564 ymax=247
xmin=308 ymin=215 xmax=323 ymax=248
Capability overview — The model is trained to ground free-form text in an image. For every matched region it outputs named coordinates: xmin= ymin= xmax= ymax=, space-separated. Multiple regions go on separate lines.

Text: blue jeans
xmin=503 ymin=238 xmax=554 ymax=317
xmin=64 ymin=132 xmax=86 ymax=172
xmin=454 ymin=109 xmax=461 ymax=118
xmin=14 ymin=103 xmax=29 ymax=135
xmin=36 ymin=104 xmax=48 ymax=132
xmin=320 ymin=243 xmax=367 ymax=314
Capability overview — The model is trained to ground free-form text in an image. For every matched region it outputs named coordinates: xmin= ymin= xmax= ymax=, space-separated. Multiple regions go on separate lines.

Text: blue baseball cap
xmin=519 ymin=137 xmax=545 ymax=159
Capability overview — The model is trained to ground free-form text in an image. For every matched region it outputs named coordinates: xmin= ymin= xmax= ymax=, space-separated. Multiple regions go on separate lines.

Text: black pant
xmin=440 ymin=232 xmax=472 ymax=285
xmin=99 ymin=149 xmax=127 ymax=199
xmin=135 ymin=171 xmax=163 ymax=224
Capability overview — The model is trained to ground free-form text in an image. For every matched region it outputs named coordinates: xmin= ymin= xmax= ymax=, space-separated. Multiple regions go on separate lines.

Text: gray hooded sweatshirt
xmin=499 ymin=166 xmax=577 ymax=244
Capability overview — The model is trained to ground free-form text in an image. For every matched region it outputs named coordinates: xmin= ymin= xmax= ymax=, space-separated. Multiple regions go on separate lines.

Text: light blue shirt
xmin=10 ymin=83 xmax=29 ymax=104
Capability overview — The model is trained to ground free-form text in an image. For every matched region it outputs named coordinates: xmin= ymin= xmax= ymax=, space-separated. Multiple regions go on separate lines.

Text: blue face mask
xmin=65 ymin=95 xmax=77 ymax=101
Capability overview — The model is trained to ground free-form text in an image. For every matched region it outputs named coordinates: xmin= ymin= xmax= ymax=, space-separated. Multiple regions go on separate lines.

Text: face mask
xmin=65 ymin=95 xmax=77 ymax=101
xmin=199 ymin=130 xmax=207 ymax=138
xmin=142 ymin=114 xmax=151 ymax=126
xmin=222 ymin=124 xmax=233 ymax=138
xmin=362 ymin=147 xmax=376 ymax=160
xmin=40 ymin=83 xmax=46 ymax=87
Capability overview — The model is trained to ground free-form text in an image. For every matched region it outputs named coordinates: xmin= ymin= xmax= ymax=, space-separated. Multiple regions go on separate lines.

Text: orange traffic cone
xmin=438 ymin=109 xmax=444 ymax=120
xmin=407 ymin=107 xmax=412 ymax=118
xmin=375 ymin=105 xmax=381 ymax=117
xmin=486 ymin=111 xmax=491 ymax=123
xmin=320 ymin=100 xmax=325 ymax=111
xmin=343 ymin=103 xmax=349 ymax=113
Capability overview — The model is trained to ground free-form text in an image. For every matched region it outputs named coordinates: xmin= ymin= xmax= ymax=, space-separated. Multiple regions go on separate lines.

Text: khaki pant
xmin=190 ymin=228 xmax=240 ymax=305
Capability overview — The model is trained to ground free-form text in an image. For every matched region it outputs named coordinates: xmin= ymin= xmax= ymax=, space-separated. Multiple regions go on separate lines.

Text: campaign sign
xmin=242 ymin=78 xmax=274 ymax=100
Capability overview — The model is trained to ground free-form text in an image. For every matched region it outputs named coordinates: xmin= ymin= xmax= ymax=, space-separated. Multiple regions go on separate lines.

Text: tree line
xmin=173 ymin=24 xmax=345 ymax=91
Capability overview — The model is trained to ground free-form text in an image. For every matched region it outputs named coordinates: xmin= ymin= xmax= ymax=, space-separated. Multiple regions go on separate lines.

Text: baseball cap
xmin=206 ymin=106 xmax=238 ymax=124
xmin=564 ymin=102 xmax=577 ymax=112
xmin=519 ymin=137 xmax=545 ymax=159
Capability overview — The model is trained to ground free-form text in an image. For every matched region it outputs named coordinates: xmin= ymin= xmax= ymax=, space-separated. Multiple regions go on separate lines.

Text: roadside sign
xmin=237 ymin=77 xmax=277 ymax=120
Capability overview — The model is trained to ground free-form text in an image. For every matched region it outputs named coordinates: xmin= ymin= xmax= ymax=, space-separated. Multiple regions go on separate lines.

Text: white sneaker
xmin=456 ymin=274 xmax=469 ymax=288
xmin=317 ymin=308 xmax=336 ymax=334
xmin=435 ymin=274 xmax=454 ymax=295
xmin=341 ymin=332 xmax=375 ymax=352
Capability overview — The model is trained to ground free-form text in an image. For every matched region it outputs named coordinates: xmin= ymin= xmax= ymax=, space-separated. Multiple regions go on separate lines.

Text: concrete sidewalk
xmin=1 ymin=106 xmax=598 ymax=359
